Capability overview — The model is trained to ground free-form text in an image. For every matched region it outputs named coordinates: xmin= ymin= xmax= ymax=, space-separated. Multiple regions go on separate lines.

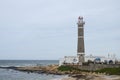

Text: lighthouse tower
xmin=77 ymin=16 xmax=85 ymax=65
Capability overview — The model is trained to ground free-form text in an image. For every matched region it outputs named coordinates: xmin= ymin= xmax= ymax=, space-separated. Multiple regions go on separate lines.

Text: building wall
xmin=78 ymin=64 xmax=120 ymax=71
xmin=85 ymin=56 xmax=116 ymax=64
xmin=59 ymin=56 xmax=78 ymax=66
xmin=59 ymin=56 xmax=116 ymax=66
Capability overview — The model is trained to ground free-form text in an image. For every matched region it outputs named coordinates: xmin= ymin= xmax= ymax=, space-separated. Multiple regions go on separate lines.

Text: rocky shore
xmin=61 ymin=74 xmax=120 ymax=80
xmin=0 ymin=65 xmax=61 ymax=75
xmin=0 ymin=65 xmax=120 ymax=80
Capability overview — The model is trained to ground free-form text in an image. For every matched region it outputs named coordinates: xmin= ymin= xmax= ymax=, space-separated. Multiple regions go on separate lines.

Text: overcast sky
xmin=0 ymin=0 xmax=120 ymax=60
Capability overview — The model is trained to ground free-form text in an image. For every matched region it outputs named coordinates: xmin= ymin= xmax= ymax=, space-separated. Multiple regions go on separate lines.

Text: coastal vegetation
xmin=57 ymin=65 xmax=90 ymax=74
xmin=58 ymin=65 xmax=80 ymax=71
xmin=95 ymin=67 xmax=120 ymax=75
xmin=58 ymin=65 xmax=120 ymax=75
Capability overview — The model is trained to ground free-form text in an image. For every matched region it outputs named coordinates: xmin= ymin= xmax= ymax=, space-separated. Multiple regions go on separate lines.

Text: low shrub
xmin=95 ymin=67 xmax=120 ymax=75
xmin=57 ymin=65 xmax=80 ymax=71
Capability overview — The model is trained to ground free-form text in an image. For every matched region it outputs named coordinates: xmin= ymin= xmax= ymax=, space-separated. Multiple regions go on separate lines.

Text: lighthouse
xmin=77 ymin=16 xmax=85 ymax=65
xmin=59 ymin=16 xmax=86 ymax=66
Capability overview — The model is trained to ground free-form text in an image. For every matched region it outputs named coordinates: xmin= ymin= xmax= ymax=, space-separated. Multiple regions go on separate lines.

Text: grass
xmin=57 ymin=65 xmax=79 ymax=71
xmin=57 ymin=65 xmax=90 ymax=72
xmin=95 ymin=67 xmax=120 ymax=75
xmin=58 ymin=65 xmax=120 ymax=75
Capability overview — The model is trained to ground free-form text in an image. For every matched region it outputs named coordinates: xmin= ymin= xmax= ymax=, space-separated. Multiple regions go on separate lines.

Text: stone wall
xmin=78 ymin=64 xmax=120 ymax=71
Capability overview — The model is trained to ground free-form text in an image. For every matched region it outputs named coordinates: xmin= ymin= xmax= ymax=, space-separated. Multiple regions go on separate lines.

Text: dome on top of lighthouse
xmin=77 ymin=16 xmax=85 ymax=26
xmin=78 ymin=16 xmax=83 ymax=19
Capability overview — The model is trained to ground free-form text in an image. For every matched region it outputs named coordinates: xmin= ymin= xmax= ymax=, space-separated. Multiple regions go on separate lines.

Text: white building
xmin=85 ymin=54 xmax=116 ymax=64
xmin=59 ymin=54 xmax=117 ymax=66
xmin=59 ymin=56 xmax=78 ymax=66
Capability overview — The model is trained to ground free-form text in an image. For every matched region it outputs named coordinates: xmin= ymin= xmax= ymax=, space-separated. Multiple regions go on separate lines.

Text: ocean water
xmin=0 ymin=60 xmax=65 ymax=80
xmin=0 ymin=60 xmax=59 ymax=67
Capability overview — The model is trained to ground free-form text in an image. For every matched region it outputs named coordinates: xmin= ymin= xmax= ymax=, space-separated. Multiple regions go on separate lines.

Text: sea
xmin=0 ymin=60 xmax=66 ymax=80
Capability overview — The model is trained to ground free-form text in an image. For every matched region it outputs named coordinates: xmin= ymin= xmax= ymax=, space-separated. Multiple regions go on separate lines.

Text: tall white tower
xmin=77 ymin=16 xmax=85 ymax=65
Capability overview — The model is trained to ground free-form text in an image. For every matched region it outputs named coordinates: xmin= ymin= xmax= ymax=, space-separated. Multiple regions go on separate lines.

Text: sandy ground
xmin=61 ymin=75 xmax=120 ymax=80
